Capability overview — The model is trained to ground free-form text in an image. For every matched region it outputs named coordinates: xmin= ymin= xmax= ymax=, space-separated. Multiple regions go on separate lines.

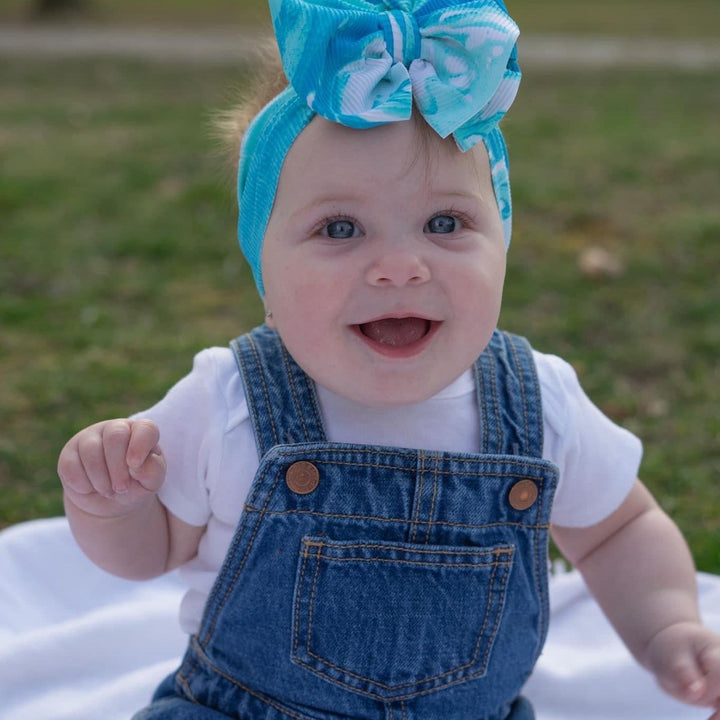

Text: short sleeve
xmin=534 ymin=351 xmax=643 ymax=528
xmin=131 ymin=348 xmax=233 ymax=527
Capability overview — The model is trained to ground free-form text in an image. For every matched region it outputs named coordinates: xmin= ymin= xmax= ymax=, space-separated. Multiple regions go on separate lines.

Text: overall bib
xmin=135 ymin=326 xmax=558 ymax=720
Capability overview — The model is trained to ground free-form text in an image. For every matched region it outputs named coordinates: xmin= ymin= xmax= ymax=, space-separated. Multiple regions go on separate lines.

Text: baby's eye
xmin=425 ymin=214 xmax=458 ymax=234
xmin=323 ymin=219 xmax=358 ymax=239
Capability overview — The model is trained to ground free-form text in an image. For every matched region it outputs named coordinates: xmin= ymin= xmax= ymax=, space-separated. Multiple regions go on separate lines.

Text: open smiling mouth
xmin=354 ymin=317 xmax=439 ymax=354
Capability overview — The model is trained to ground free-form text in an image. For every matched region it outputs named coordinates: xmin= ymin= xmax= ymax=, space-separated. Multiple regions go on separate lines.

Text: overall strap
xmin=230 ymin=325 xmax=326 ymax=459
xmin=474 ymin=330 xmax=544 ymax=458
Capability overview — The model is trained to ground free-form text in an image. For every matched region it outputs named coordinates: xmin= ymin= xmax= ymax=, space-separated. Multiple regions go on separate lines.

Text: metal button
xmin=285 ymin=461 xmax=320 ymax=495
xmin=508 ymin=480 xmax=538 ymax=511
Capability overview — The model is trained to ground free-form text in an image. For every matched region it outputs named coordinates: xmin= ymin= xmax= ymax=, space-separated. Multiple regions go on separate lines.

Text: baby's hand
xmin=643 ymin=621 xmax=720 ymax=718
xmin=58 ymin=419 xmax=166 ymax=518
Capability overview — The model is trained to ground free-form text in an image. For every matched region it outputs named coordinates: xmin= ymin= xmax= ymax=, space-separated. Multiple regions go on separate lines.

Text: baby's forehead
xmin=283 ymin=115 xmax=492 ymax=190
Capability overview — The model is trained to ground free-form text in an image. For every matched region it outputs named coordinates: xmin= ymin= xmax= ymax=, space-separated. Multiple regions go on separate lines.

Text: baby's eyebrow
xmin=430 ymin=190 xmax=487 ymax=206
xmin=287 ymin=193 xmax=368 ymax=223
xmin=305 ymin=193 xmax=367 ymax=207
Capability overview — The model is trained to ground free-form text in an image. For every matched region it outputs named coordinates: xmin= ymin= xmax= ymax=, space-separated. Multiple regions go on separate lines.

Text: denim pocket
xmin=292 ymin=536 xmax=514 ymax=701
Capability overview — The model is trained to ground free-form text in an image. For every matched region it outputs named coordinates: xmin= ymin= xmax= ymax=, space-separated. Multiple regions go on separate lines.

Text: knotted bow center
xmin=380 ymin=9 xmax=422 ymax=66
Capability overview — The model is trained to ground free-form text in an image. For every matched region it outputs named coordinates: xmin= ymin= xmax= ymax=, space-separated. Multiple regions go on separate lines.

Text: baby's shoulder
xmin=190 ymin=346 xmax=239 ymax=385
xmin=531 ymin=349 xmax=582 ymax=392
xmin=530 ymin=349 xmax=585 ymax=436
xmin=166 ymin=346 xmax=249 ymax=431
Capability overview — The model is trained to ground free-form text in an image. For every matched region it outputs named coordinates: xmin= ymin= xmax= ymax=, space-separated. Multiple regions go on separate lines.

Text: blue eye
xmin=325 ymin=219 xmax=357 ymax=239
xmin=426 ymin=215 xmax=457 ymax=234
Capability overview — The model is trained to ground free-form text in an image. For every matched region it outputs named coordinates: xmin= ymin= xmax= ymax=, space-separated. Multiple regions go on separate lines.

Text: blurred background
xmin=1 ymin=1 xmax=719 ymax=571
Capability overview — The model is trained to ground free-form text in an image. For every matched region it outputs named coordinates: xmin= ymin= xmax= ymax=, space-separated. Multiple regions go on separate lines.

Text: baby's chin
xmin=314 ymin=370 xmax=461 ymax=410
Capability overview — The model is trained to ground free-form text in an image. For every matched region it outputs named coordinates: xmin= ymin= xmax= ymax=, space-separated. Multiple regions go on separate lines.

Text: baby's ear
xmin=264 ymin=309 xmax=276 ymax=328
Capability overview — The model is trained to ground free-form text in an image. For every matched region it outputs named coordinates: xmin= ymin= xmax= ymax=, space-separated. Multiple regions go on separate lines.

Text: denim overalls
xmin=135 ymin=325 xmax=559 ymax=720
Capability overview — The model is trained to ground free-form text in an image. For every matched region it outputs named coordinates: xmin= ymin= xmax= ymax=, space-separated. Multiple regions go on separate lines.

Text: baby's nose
xmin=364 ymin=248 xmax=431 ymax=288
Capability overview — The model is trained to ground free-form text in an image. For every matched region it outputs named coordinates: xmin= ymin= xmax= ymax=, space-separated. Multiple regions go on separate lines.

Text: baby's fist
xmin=58 ymin=419 xmax=166 ymax=517
xmin=644 ymin=622 xmax=720 ymax=717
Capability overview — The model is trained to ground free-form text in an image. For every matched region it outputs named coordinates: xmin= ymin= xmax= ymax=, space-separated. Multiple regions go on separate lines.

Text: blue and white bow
xmin=270 ymin=0 xmax=520 ymax=150
xmin=238 ymin=0 xmax=522 ymax=296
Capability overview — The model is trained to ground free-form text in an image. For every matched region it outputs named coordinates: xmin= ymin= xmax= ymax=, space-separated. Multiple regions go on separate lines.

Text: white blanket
xmin=1 ymin=518 xmax=717 ymax=720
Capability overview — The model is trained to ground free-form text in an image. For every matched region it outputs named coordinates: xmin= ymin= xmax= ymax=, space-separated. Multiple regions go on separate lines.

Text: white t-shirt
xmin=135 ymin=345 xmax=642 ymax=634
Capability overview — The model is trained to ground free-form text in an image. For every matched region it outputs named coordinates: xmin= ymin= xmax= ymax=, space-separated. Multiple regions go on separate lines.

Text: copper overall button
xmin=286 ymin=461 xmax=320 ymax=495
xmin=508 ymin=480 xmax=538 ymax=511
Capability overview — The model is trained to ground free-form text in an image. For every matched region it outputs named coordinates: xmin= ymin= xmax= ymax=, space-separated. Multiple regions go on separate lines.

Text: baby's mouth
xmin=357 ymin=317 xmax=432 ymax=348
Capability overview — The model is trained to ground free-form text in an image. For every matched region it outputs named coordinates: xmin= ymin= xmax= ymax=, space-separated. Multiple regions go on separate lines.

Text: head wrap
xmin=239 ymin=0 xmax=521 ymax=295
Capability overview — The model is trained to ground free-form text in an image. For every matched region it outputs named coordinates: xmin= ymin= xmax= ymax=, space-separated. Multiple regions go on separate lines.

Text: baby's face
xmin=261 ymin=116 xmax=506 ymax=407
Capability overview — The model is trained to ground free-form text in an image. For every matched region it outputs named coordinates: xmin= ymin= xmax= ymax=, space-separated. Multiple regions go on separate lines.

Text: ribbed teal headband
xmin=239 ymin=0 xmax=522 ymax=296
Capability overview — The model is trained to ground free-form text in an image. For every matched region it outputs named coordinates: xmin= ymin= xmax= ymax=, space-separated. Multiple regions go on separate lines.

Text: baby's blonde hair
xmin=214 ymin=42 xmax=289 ymax=178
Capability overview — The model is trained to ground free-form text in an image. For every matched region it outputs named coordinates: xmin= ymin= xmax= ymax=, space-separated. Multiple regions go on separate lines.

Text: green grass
xmin=1 ymin=56 xmax=719 ymax=573
xmin=2 ymin=0 xmax=719 ymax=38
xmin=1 ymin=58 xmax=264 ymax=524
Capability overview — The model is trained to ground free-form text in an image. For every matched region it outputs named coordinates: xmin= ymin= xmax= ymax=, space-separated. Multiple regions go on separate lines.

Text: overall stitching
xmin=198 ymin=492 xmax=259 ymax=637
xmin=301 ymin=553 xmax=512 ymax=568
xmin=487 ymin=351 xmax=503 ymax=454
xmin=509 ymin=335 xmax=548 ymax=655
xmin=236 ymin=336 xmax=279 ymax=452
xmin=244 ymin=448 xmax=556 ymax=473
xmin=242 ymin=505 xmax=551 ymax=532
xmin=410 ymin=452 xmax=425 ymax=543
xmin=281 ymin=342 xmax=326 ymax=441
xmin=290 ymin=562 xmax=514 ymax=703
xmin=281 ymin=343 xmax=319 ymax=443
xmin=300 ymin=541 xmax=514 ymax=557
xmin=507 ymin=337 xmax=530 ymax=454
xmin=176 ymin=670 xmax=201 ymax=704
xmin=294 ymin=538 xmax=514 ymax=697
xmin=510 ymin=335 xmax=549 ymax=657
xmin=423 ymin=455 xmax=441 ymax=544
xmin=515 ymin=334 xmax=545 ymax=455
xmin=200 ymin=461 xmax=286 ymax=646
xmin=190 ymin=638 xmax=325 ymax=720
xmin=282 ymin=345 xmax=311 ymax=442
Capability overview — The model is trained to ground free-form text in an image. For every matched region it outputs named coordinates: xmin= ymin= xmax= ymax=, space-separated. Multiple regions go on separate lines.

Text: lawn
xmin=2 ymin=0 xmax=719 ymax=38
xmin=1 ymin=51 xmax=719 ymax=572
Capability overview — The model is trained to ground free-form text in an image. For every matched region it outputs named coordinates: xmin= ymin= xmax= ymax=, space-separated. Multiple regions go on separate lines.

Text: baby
xmin=57 ymin=1 xmax=720 ymax=719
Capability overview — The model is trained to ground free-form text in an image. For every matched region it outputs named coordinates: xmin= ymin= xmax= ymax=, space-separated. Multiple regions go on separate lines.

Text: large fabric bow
xmin=269 ymin=0 xmax=521 ymax=150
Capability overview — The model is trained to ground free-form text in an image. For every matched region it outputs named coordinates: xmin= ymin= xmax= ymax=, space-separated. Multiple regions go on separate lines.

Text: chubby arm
xmin=58 ymin=419 xmax=204 ymax=580
xmin=553 ymin=480 xmax=720 ymax=716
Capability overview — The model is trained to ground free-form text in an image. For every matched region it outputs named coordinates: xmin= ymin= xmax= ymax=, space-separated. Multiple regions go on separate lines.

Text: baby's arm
xmin=58 ymin=419 xmax=204 ymax=580
xmin=553 ymin=480 xmax=720 ymax=717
